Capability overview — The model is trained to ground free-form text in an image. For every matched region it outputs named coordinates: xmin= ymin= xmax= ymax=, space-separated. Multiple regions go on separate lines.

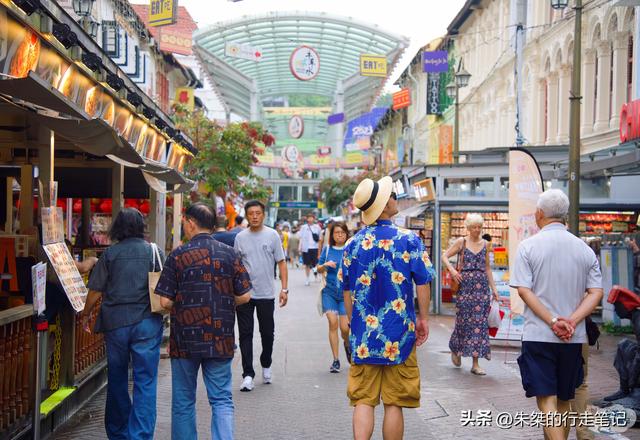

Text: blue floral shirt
xmin=338 ymin=220 xmax=435 ymax=365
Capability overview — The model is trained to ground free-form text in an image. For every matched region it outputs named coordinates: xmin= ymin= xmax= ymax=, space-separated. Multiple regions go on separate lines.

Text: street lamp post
xmin=446 ymin=60 xmax=471 ymax=164
xmin=552 ymin=0 xmax=582 ymax=235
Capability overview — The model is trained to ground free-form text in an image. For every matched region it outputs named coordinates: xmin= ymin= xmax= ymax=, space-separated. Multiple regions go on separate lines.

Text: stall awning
xmin=393 ymin=203 xmax=430 ymax=228
xmin=0 ymin=73 xmax=87 ymax=119
xmin=142 ymin=159 xmax=188 ymax=185
xmin=34 ymin=114 xmax=144 ymax=166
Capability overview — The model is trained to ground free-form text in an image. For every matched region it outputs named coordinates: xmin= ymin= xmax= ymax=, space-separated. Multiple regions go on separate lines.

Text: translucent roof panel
xmin=194 ymin=11 xmax=409 ymax=120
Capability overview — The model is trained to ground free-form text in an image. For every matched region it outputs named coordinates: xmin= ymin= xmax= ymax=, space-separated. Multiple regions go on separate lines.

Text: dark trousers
xmin=236 ymin=298 xmax=275 ymax=378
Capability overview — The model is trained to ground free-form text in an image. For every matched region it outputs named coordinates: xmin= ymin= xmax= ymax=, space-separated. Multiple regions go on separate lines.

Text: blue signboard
xmin=327 ymin=113 xmax=345 ymax=125
xmin=270 ymin=201 xmax=318 ymax=209
xmin=343 ymin=107 xmax=388 ymax=151
xmin=423 ymin=51 xmax=449 ymax=73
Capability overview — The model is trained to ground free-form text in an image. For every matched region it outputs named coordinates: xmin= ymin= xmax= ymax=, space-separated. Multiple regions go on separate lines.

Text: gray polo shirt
xmin=510 ymin=222 xmax=602 ymax=343
xmin=234 ymin=226 xmax=285 ymax=299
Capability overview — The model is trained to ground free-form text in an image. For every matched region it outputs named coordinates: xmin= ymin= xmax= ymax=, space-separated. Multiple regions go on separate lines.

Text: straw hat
xmin=353 ymin=176 xmax=393 ymax=225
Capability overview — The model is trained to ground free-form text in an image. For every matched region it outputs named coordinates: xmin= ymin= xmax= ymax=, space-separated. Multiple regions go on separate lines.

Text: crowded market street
xmin=52 ymin=267 xmax=627 ymax=440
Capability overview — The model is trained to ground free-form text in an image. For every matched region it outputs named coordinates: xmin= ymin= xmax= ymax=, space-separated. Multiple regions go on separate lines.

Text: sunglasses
xmin=390 ymin=192 xmax=397 ymax=200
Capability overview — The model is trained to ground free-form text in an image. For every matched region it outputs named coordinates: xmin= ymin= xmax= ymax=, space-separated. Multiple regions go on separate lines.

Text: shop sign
xmin=159 ymin=30 xmax=193 ymax=56
xmin=224 ymin=42 xmax=264 ymax=62
xmin=343 ymin=107 xmax=387 ymax=151
xmin=427 ymin=73 xmax=441 ymax=115
xmin=359 ymin=54 xmax=387 ymax=77
xmin=392 ymin=89 xmax=411 ymax=110
xmin=270 ymin=201 xmax=318 ymax=209
xmin=290 ymin=45 xmax=320 ymax=81
xmin=149 ymin=0 xmax=178 ymax=27
xmin=327 ymin=112 xmax=345 ymax=125
xmin=175 ymin=87 xmax=194 ymax=111
xmin=412 ymin=178 xmax=435 ymax=202
xmin=422 ymin=51 xmax=448 ymax=73
xmin=288 ymin=115 xmax=304 ymax=139
xmin=43 ymin=242 xmax=88 ymax=312
xmin=438 ymin=125 xmax=453 ymax=164
xmin=620 ymin=99 xmax=640 ymax=143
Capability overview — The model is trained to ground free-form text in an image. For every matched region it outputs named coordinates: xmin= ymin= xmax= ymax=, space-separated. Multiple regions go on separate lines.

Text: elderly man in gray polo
xmin=510 ymin=189 xmax=603 ymax=440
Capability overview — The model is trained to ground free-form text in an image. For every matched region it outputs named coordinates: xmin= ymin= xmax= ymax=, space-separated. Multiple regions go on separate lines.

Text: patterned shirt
xmin=339 ymin=220 xmax=435 ymax=365
xmin=155 ymin=233 xmax=252 ymax=359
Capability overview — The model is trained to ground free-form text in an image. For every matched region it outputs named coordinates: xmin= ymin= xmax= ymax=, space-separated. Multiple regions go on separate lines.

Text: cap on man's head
xmin=353 ymin=176 xmax=393 ymax=225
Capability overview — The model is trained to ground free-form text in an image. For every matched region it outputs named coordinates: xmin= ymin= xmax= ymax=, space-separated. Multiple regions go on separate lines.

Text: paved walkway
xmin=54 ymin=266 xmax=638 ymax=439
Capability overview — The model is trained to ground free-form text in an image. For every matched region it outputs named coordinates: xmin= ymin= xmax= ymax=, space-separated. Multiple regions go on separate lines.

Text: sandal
xmin=470 ymin=367 xmax=486 ymax=376
xmin=451 ymin=352 xmax=461 ymax=367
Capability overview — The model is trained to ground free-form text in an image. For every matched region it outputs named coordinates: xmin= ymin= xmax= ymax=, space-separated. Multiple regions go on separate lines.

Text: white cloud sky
xmin=134 ymin=0 xmax=467 ymax=92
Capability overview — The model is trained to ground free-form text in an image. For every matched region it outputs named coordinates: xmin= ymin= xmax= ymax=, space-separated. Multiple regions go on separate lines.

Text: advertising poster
xmin=343 ymin=107 xmax=387 ymax=152
xmin=43 ymin=242 xmax=87 ymax=312
xmin=438 ymin=125 xmax=453 ymax=164
xmin=31 ymin=262 xmax=47 ymax=316
xmin=508 ymin=148 xmax=544 ymax=316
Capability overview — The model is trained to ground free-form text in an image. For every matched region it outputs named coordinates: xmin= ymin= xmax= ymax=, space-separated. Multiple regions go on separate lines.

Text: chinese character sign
xmin=392 ymin=89 xmax=411 ymax=110
xmin=290 ymin=46 xmax=320 ymax=81
xmin=43 ymin=242 xmax=88 ymax=312
xmin=31 ymin=262 xmax=47 ymax=315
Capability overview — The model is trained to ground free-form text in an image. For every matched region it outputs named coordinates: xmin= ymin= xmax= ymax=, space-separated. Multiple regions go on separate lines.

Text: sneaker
xmin=304 ymin=280 xmax=310 ymax=286
xmin=240 ymin=376 xmax=254 ymax=392
xmin=330 ymin=359 xmax=341 ymax=373
xmin=262 ymin=367 xmax=272 ymax=384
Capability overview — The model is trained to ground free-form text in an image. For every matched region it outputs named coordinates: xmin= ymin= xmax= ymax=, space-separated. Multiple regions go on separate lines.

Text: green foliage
xmin=287 ymin=94 xmax=331 ymax=107
xmin=173 ymin=106 xmax=273 ymax=203
xmin=319 ymin=170 xmax=384 ymax=215
xmin=602 ymin=321 xmax=634 ymax=335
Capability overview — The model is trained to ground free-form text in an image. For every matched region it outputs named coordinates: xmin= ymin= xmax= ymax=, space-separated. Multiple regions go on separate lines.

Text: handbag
xmin=450 ymin=238 xmax=465 ymax=294
xmin=149 ymin=243 xmax=168 ymax=315
xmin=488 ymin=300 xmax=502 ymax=328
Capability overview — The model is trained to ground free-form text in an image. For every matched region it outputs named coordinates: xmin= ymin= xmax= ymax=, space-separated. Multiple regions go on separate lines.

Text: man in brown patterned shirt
xmin=157 ymin=203 xmax=251 ymax=440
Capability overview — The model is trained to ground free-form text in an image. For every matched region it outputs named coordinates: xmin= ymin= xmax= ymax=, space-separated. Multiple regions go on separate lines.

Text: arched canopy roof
xmin=194 ymin=11 xmax=409 ymax=120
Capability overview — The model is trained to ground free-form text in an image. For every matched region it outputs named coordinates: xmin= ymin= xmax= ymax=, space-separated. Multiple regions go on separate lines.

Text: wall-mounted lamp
xmin=106 ymin=73 xmax=124 ymax=91
xmin=142 ymin=106 xmax=156 ymax=120
xmin=126 ymin=91 xmax=142 ymax=107
xmin=81 ymin=52 xmax=101 ymax=72
xmin=72 ymin=0 xmax=95 ymax=17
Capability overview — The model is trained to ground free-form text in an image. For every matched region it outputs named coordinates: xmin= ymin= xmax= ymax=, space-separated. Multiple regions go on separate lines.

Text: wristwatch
xmin=549 ymin=317 xmax=558 ymax=327
xmin=281 ymin=288 xmax=289 ymax=294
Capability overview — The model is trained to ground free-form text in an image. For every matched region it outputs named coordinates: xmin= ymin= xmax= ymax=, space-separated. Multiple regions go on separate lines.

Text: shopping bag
xmin=316 ymin=247 xmax=329 ymax=317
xmin=488 ymin=300 xmax=502 ymax=328
xmin=149 ymin=243 xmax=168 ymax=315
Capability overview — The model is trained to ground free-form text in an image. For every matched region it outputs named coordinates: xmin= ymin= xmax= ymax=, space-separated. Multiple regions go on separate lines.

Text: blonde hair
xmin=464 ymin=213 xmax=484 ymax=228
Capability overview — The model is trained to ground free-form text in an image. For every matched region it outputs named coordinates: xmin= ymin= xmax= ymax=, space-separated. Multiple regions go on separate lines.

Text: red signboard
xmin=392 ymin=89 xmax=411 ymax=110
xmin=620 ymin=99 xmax=640 ymax=143
xmin=131 ymin=5 xmax=198 ymax=56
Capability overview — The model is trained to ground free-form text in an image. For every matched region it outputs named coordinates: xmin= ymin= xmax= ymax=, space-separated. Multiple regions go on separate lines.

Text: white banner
xmin=225 ymin=42 xmax=263 ymax=62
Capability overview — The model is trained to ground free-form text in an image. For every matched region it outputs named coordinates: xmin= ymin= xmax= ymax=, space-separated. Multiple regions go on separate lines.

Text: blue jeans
xmin=104 ymin=314 xmax=163 ymax=440
xmin=171 ymin=357 xmax=234 ymax=440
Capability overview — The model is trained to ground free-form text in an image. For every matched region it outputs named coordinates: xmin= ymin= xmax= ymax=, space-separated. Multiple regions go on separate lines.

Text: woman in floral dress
xmin=443 ymin=213 xmax=499 ymax=375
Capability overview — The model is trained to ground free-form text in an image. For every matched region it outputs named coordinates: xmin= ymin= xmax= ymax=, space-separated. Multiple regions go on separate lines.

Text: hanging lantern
xmin=99 ymin=199 xmax=112 ymax=213
xmin=124 ymin=198 xmax=138 ymax=209
xmin=73 ymin=200 xmax=82 ymax=213
xmin=139 ymin=200 xmax=150 ymax=215
xmin=57 ymin=198 xmax=67 ymax=211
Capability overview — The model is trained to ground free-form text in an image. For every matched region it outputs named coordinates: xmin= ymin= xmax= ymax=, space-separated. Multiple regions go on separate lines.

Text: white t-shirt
xmin=299 ymin=223 xmax=321 ymax=253
xmin=234 ymin=227 xmax=286 ymax=299
xmin=510 ymin=223 xmax=602 ymax=343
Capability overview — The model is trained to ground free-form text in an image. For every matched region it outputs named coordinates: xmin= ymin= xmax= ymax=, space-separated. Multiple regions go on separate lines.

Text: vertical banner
xmin=508 ymin=148 xmax=544 ymax=315
xmin=427 ymin=73 xmax=441 ymax=115
xmin=438 ymin=125 xmax=453 ymax=164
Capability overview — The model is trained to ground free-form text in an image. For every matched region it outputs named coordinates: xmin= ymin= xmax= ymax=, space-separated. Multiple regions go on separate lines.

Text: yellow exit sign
xmin=360 ymin=54 xmax=387 ymax=77
xmin=149 ymin=0 xmax=177 ymax=27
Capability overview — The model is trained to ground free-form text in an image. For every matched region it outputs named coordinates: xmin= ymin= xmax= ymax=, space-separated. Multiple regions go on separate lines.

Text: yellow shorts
xmin=347 ymin=346 xmax=420 ymax=408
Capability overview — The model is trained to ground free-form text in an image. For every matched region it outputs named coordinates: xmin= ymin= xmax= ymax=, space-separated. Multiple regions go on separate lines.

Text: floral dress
xmin=448 ymin=242 xmax=491 ymax=360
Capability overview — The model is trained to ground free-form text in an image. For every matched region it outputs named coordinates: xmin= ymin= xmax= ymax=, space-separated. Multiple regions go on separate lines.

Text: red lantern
xmin=99 ymin=199 xmax=112 ymax=213
xmin=166 ymin=196 xmax=173 ymax=207
xmin=139 ymin=200 xmax=150 ymax=215
xmin=124 ymin=198 xmax=139 ymax=209
xmin=33 ymin=198 xmax=38 ymax=211
xmin=15 ymin=199 xmax=20 ymax=210
xmin=57 ymin=198 xmax=67 ymax=211
xmin=72 ymin=200 xmax=82 ymax=213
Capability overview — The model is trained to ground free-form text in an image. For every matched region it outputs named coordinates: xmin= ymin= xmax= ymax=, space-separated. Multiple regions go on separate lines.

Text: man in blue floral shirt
xmin=339 ymin=176 xmax=435 ymax=439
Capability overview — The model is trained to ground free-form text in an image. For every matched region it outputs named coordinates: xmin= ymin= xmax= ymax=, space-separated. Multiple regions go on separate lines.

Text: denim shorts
xmin=322 ymin=288 xmax=346 ymax=316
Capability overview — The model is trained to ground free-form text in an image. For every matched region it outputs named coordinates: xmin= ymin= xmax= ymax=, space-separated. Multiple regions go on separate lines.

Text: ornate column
xmin=547 ymin=73 xmax=559 ymax=145
xmin=610 ymin=32 xmax=629 ymax=129
xmin=594 ymin=42 xmax=612 ymax=132
xmin=557 ymin=64 xmax=571 ymax=143
xmin=533 ymin=78 xmax=546 ymax=145
xmin=581 ymin=48 xmax=596 ymax=135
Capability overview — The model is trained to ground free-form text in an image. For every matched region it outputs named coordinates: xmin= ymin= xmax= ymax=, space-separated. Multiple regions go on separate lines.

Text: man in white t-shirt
xmin=510 ymin=189 xmax=603 ymax=440
xmin=298 ymin=213 xmax=321 ymax=286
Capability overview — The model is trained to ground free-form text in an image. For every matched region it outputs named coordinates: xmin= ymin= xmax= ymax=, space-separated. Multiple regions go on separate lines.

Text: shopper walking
xmin=234 ymin=200 xmax=289 ymax=392
xmin=317 ymin=221 xmax=351 ymax=372
xmin=82 ymin=208 xmax=164 ymax=440
xmin=511 ymin=189 xmax=603 ymax=440
xmin=287 ymin=227 xmax=300 ymax=268
xmin=299 ymin=213 xmax=321 ymax=285
xmin=443 ymin=213 xmax=499 ymax=375
xmin=340 ymin=176 xmax=434 ymax=440
xmin=155 ymin=203 xmax=252 ymax=440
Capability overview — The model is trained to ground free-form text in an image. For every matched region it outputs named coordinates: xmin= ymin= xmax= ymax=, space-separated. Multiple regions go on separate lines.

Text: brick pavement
xmin=53 ymin=267 xmax=639 ymax=439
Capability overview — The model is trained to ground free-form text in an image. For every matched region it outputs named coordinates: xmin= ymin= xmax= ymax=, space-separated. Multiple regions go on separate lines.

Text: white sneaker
xmin=262 ymin=367 xmax=272 ymax=384
xmin=304 ymin=280 xmax=310 ymax=286
xmin=240 ymin=376 xmax=254 ymax=392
